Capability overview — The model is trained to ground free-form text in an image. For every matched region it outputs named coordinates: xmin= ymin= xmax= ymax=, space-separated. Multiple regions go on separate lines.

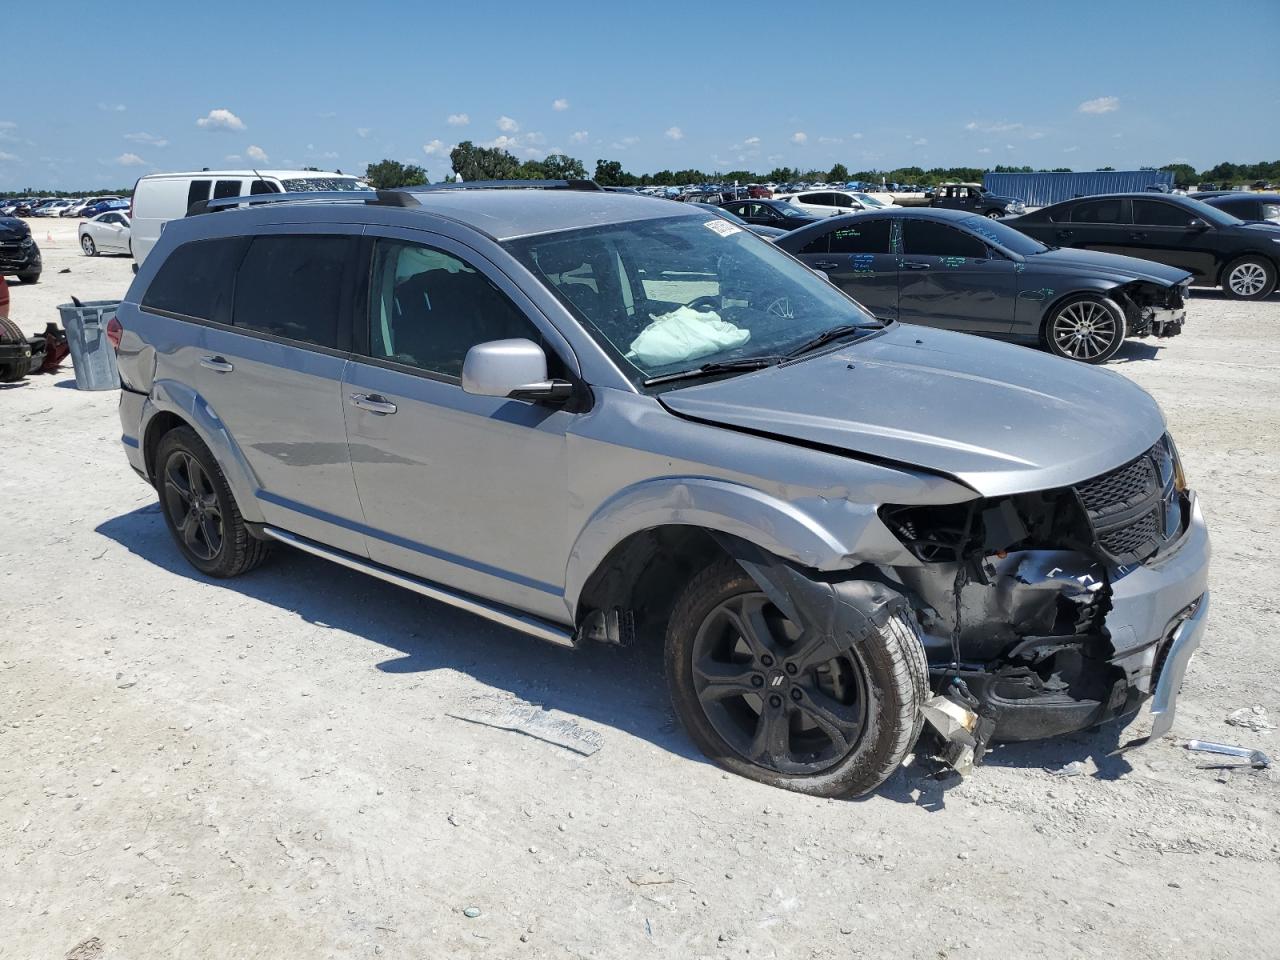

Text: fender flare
xmin=140 ymin=378 xmax=266 ymax=524
xmin=564 ymin=477 xmax=856 ymax=616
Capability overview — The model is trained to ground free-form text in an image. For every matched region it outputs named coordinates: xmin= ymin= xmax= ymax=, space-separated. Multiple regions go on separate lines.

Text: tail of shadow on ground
xmin=96 ymin=503 xmax=1131 ymax=805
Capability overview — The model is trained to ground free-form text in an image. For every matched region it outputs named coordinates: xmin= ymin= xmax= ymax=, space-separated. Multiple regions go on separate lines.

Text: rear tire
xmin=665 ymin=558 xmax=927 ymax=798
xmin=17 ymin=272 xmax=39 ymax=284
xmin=1042 ymin=294 xmax=1126 ymax=364
xmin=1221 ymin=256 xmax=1276 ymax=300
xmin=155 ymin=426 xmax=271 ymax=578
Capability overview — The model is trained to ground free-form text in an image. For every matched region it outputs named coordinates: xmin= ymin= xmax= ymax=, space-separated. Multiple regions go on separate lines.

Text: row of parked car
xmin=0 ymin=196 xmax=128 ymax=219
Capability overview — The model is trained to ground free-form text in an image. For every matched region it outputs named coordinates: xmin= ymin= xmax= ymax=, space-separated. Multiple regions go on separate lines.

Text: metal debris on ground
xmin=1224 ymin=706 xmax=1275 ymax=732
xmin=1184 ymin=739 xmax=1271 ymax=770
xmin=462 ymin=906 xmax=481 ymax=919
xmin=446 ymin=697 xmax=603 ymax=756
xmin=1049 ymin=760 xmax=1089 ymax=777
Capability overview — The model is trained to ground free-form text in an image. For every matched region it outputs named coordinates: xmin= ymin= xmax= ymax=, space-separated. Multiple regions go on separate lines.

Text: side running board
xmin=261 ymin=527 xmax=575 ymax=648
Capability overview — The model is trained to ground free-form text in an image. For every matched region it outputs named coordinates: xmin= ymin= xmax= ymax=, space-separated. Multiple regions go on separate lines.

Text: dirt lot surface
xmin=2 ymin=218 xmax=1278 ymax=959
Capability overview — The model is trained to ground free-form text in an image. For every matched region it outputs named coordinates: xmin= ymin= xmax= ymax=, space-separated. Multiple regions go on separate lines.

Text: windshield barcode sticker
xmin=703 ymin=219 xmax=741 ymax=237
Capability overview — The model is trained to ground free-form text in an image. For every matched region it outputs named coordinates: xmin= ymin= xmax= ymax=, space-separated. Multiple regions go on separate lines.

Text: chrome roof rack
xmin=186 ymin=189 xmax=417 ymax=217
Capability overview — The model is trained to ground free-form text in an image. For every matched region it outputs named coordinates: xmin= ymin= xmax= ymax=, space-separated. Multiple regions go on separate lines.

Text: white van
xmin=129 ymin=169 xmax=371 ymax=264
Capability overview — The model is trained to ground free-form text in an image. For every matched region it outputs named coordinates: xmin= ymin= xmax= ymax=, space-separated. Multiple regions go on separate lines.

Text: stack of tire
xmin=0 ymin=315 xmax=39 ymax=382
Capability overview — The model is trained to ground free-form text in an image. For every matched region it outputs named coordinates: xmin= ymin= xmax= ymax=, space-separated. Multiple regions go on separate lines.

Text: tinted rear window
xmin=141 ymin=237 xmax=249 ymax=323
xmin=185 ymin=180 xmax=211 ymax=211
xmin=1071 ymin=198 xmax=1126 ymax=224
xmin=213 ymin=179 xmax=242 ymax=200
xmin=829 ymin=220 xmax=890 ymax=254
xmin=232 ymin=235 xmax=353 ymax=349
xmin=901 ymin=220 xmax=988 ymax=259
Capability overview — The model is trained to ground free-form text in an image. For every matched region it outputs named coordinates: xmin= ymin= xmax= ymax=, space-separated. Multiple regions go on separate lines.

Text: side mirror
xmin=461 ymin=338 xmax=573 ymax=402
xmin=1187 ymin=217 xmax=1209 ymax=230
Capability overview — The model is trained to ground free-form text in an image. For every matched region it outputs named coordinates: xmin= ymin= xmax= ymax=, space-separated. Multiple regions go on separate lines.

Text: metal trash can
xmin=57 ymin=300 xmax=120 ymax=391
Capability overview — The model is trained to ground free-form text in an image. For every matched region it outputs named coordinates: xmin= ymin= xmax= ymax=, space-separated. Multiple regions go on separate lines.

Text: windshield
xmin=504 ymin=214 xmax=880 ymax=385
xmin=1183 ymin=196 xmax=1244 ymax=227
xmin=281 ymin=177 xmax=373 ymax=192
xmin=959 ymin=215 xmax=1049 ymax=256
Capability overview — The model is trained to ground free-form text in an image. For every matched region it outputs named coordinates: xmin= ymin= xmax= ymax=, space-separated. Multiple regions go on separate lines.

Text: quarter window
xmin=141 ymin=236 xmax=249 ymax=324
xmin=829 ymin=220 xmax=891 ymax=254
xmin=213 ymin=180 xmax=242 ymax=200
xmin=232 ymin=235 xmax=353 ymax=349
xmin=367 ymin=240 xmax=545 ymax=378
xmin=185 ymin=179 xmax=211 ymax=211
xmin=901 ymin=220 xmax=988 ymax=259
xmin=798 ymin=230 xmax=830 ymax=255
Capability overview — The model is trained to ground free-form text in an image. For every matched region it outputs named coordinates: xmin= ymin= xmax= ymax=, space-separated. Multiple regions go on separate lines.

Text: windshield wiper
xmin=643 ymin=355 xmax=786 ymax=387
xmin=783 ymin=323 xmax=878 ymax=360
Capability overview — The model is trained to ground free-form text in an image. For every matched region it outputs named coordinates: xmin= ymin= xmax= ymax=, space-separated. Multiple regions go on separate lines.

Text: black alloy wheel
xmin=161 ymin=449 xmax=225 ymax=562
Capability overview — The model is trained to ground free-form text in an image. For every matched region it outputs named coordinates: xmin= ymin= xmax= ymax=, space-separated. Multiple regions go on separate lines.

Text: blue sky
xmin=3 ymin=0 xmax=1278 ymax=189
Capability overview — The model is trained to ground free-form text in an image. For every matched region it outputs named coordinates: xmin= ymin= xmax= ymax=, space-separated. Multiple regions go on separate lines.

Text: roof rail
xmin=404 ymin=179 xmax=602 ymax=193
xmin=186 ymin=189 xmax=418 ymax=217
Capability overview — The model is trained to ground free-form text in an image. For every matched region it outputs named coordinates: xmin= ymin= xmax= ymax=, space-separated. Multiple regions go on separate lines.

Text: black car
xmin=690 ymin=202 xmax=786 ymax=240
xmin=717 ymin=198 xmax=822 ymax=231
xmin=0 ymin=215 xmax=42 ymax=283
xmin=775 ymin=208 xmax=1189 ymax=364
xmin=1195 ymin=192 xmax=1280 ymax=226
xmin=1006 ymin=193 xmax=1280 ymax=300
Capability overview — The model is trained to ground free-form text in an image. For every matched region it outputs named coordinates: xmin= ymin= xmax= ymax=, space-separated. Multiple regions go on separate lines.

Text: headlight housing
xmin=20 ymin=234 xmax=33 ymax=247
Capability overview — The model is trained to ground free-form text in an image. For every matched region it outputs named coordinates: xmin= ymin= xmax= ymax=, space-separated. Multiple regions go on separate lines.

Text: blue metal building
xmin=982 ymin=170 xmax=1175 ymax=207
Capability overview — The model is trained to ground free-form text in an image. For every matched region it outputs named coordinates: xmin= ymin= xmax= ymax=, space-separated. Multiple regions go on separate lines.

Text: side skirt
xmin=261 ymin=526 xmax=576 ymax=649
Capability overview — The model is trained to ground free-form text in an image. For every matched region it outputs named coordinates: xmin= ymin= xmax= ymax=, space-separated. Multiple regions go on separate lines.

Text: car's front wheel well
xmin=575 ymin=526 xmax=729 ymax=646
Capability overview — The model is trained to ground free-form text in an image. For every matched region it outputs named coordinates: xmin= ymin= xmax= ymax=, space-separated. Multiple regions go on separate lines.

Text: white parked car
xmin=775 ymin=190 xmax=882 ymax=217
xmin=35 ymin=199 xmax=74 ymax=217
xmin=78 ymin=211 xmax=132 ymax=256
xmin=129 ymin=169 xmax=372 ymax=264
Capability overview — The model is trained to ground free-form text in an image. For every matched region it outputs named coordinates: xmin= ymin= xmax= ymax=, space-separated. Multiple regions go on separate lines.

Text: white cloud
xmin=965 ymin=120 xmax=1022 ymax=133
xmin=1005 ymin=144 xmax=1016 ymax=150
xmin=225 ymin=154 xmax=241 ymax=162
xmin=570 ymin=130 xmax=589 ymax=143
xmin=552 ymin=98 xmax=569 ymax=111
xmin=524 ymin=131 xmax=546 ymax=145
xmin=609 ymin=136 xmax=640 ymax=150
xmin=0 ymin=121 xmax=15 ymax=128
xmin=1112 ymin=132 xmax=1124 ymax=139
xmin=791 ymin=132 xmax=808 ymax=144
xmin=356 ymin=127 xmax=371 ymax=138
xmin=196 ymin=108 xmax=245 ymax=131
xmin=486 ymin=135 xmax=520 ymax=151
xmin=850 ymin=132 xmax=863 ymax=140
xmin=497 ymin=115 xmax=520 ymax=133
xmin=98 ymin=102 xmax=126 ymax=113
xmin=1078 ymin=96 xmax=1120 ymax=114
xmin=246 ymin=144 xmax=268 ymax=162
xmin=665 ymin=126 xmax=684 ymax=141
xmin=422 ymin=139 xmax=449 ymax=156
xmin=913 ymin=138 xmax=928 ymax=146
xmin=117 ymin=152 xmax=145 ymax=166
xmin=1063 ymin=145 xmax=1079 ymax=153
xmin=1028 ymin=131 xmax=1046 ymax=140
xmin=317 ymin=111 xmax=337 ymax=119
xmin=125 ymin=132 xmax=168 ymax=147
xmin=0 ymin=150 xmax=19 ymax=162
xmin=977 ymin=147 xmax=992 ymax=154
xmin=743 ymin=136 xmax=760 ymax=146
xmin=818 ymin=136 xmax=842 ymax=144
xmin=447 ymin=113 xmax=470 ymax=126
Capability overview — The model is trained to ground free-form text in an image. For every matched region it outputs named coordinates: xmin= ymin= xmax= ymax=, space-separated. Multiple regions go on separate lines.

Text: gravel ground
xmin=2 ymin=219 xmax=1278 ymax=959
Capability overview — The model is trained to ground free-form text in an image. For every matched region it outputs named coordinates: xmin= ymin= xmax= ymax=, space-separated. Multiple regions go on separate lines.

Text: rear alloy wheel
xmin=1222 ymin=256 xmax=1276 ymax=300
xmin=81 ymin=234 xmax=97 ymax=257
xmin=665 ymin=559 xmax=928 ymax=797
xmin=1044 ymin=295 xmax=1126 ymax=364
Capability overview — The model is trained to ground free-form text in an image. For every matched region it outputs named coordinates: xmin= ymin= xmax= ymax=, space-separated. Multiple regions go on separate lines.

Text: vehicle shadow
xmin=94 ymin=504 xmax=707 ymax=766
xmin=1188 ymin=288 xmax=1280 ymax=302
xmin=1113 ymin=340 xmax=1162 ymax=363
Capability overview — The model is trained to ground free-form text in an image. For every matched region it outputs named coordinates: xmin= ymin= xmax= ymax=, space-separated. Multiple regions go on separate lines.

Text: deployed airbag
xmin=627 ymin=305 xmax=750 ymax=367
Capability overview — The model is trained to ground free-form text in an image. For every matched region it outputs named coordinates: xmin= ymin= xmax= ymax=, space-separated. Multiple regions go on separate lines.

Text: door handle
xmin=199 ymin=356 xmax=234 ymax=373
xmin=349 ymin=393 xmax=398 ymax=415
xmin=1055 ymin=229 xmax=1074 ymax=240
xmin=902 ymin=261 xmax=930 ymax=270
xmin=1129 ymin=232 xmax=1148 ymax=240
xmin=814 ymin=260 xmax=840 ymax=270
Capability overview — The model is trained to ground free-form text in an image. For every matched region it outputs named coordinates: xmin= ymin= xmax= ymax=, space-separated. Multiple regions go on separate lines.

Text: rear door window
xmin=232 ymin=235 xmax=355 ymax=349
xmin=901 ymin=220 xmax=988 ymax=258
xmin=1071 ymin=198 xmax=1127 ymax=224
xmin=213 ymin=179 xmax=243 ymax=200
xmin=249 ymin=179 xmax=281 ymax=195
xmin=829 ymin=220 xmax=891 ymax=254
xmin=797 ymin=230 xmax=830 ymax=254
xmin=185 ymin=179 xmax=211 ymax=211
xmin=141 ymin=237 xmax=250 ymax=323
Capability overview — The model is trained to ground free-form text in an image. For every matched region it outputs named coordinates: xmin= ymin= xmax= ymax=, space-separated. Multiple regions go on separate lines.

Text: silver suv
xmin=114 ymin=184 xmax=1210 ymax=796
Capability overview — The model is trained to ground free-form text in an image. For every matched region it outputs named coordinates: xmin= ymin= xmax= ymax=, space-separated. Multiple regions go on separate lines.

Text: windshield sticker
xmin=703 ymin=218 xmax=742 ymax=237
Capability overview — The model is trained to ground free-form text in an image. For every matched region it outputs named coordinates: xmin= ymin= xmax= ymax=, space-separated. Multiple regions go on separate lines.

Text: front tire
xmin=665 ymin=559 xmax=928 ymax=798
xmin=985 ymin=209 xmax=1003 ymax=218
xmin=16 ymin=272 xmax=39 ymax=284
xmin=1042 ymin=294 xmax=1126 ymax=364
xmin=81 ymin=235 xmax=97 ymax=256
xmin=1221 ymin=256 xmax=1276 ymax=300
xmin=155 ymin=426 xmax=271 ymax=578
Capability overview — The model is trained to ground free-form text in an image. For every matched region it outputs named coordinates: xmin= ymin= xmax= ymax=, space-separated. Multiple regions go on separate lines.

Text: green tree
xmin=1159 ymin=163 xmax=1197 ymax=187
xmin=539 ymin=153 xmax=588 ymax=180
xmin=449 ymin=140 xmax=521 ymax=181
xmin=364 ymin=159 xmax=428 ymax=189
xmin=594 ymin=159 xmax=638 ymax=186
xmin=828 ymin=162 xmax=849 ymax=183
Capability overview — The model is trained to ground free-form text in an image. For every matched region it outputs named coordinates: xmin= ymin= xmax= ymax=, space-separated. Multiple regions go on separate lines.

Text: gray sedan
xmin=776 ymin=208 xmax=1191 ymax=363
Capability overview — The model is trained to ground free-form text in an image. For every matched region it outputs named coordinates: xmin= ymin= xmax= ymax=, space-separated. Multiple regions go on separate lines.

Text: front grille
xmin=1074 ymin=439 xmax=1185 ymax=565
